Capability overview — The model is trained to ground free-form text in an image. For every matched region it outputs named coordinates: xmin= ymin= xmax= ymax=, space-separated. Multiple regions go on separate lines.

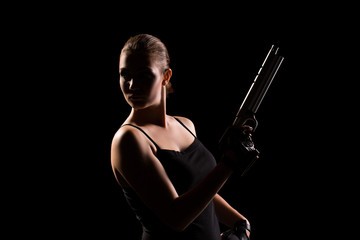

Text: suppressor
xmin=232 ymin=45 xmax=284 ymax=131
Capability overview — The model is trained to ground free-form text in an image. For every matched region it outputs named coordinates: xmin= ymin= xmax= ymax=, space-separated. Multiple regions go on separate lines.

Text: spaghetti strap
xmin=174 ymin=117 xmax=197 ymax=138
xmin=121 ymin=124 xmax=160 ymax=150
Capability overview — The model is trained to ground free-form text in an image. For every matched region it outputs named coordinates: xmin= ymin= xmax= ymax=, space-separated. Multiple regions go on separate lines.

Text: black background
xmin=6 ymin=3 xmax=358 ymax=240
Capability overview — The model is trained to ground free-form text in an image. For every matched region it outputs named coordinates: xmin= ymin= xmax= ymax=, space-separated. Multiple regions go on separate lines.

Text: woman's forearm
xmin=166 ymin=162 xmax=233 ymax=231
xmin=213 ymin=194 xmax=248 ymax=228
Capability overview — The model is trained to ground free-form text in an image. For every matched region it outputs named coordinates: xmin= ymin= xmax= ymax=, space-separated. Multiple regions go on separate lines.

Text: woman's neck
xmin=126 ymin=86 xmax=168 ymax=127
xmin=130 ymin=89 xmax=168 ymax=127
xmin=129 ymin=105 xmax=167 ymax=127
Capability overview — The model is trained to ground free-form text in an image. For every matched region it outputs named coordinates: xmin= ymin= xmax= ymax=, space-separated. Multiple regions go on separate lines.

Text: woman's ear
xmin=162 ymin=68 xmax=172 ymax=86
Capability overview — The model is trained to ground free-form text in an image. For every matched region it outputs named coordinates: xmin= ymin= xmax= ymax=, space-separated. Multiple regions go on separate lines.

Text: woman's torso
xmin=118 ymin=116 xmax=221 ymax=240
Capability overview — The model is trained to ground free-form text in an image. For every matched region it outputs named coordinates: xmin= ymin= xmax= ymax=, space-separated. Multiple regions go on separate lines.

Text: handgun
xmin=233 ymin=44 xmax=284 ymax=130
xmin=219 ymin=45 xmax=284 ymax=175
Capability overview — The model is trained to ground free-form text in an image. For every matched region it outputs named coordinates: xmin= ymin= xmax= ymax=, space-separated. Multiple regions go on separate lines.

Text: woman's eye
xmin=120 ymin=70 xmax=153 ymax=81
xmin=140 ymin=72 xmax=154 ymax=79
xmin=120 ymin=72 xmax=130 ymax=80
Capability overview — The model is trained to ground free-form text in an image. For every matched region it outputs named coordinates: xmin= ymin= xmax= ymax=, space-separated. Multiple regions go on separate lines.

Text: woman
xmin=110 ymin=33 xmax=258 ymax=240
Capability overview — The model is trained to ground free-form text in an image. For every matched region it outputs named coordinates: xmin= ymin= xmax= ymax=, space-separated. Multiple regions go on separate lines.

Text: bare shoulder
xmin=173 ymin=116 xmax=197 ymax=136
xmin=111 ymin=125 xmax=139 ymax=149
xmin=111 ymin=125 xmax=148 ymax=166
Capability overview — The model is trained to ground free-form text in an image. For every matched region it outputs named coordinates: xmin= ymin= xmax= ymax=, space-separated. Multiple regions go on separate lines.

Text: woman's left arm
xmin=213 ymin=194 xmax=250 ymax=229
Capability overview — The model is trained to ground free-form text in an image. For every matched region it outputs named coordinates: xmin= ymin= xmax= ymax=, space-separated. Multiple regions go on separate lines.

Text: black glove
xmin=219 ymin=125 xmax=259 ymax=175
xmin=221 ymin=220 xmax=251 ymax=240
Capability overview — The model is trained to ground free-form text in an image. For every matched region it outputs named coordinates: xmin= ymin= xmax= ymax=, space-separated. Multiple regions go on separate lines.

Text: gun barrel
xmin=233 ymin=45 xmax=284 ymax=129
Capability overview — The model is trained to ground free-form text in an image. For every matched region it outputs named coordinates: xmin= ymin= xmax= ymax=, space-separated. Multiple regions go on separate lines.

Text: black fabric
xmin=121 ymin=118 xmax=221 ymax=240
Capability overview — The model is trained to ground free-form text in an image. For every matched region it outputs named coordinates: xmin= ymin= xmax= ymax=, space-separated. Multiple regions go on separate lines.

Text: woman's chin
xmin=128 ymin=101 xmax=149 ymax=109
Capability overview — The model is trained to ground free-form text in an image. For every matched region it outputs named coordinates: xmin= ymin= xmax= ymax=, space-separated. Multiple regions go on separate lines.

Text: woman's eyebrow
xmin=120 ymin=66 xmax=153 ymax=73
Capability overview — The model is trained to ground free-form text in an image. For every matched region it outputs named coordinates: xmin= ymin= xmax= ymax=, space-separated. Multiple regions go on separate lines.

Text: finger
xmin=241 ymin=125 xmax=253 ymax=134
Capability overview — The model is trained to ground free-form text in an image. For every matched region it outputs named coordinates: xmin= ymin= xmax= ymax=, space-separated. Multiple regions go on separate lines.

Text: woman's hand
xmin=219 ymin=125 xmax=259 ymax=175
xmin=220 ymin=219 xmax=251 ymax=240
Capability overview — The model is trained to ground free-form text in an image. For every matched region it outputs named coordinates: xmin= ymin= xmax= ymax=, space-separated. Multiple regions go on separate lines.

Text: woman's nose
xmin=128 ymin=78 xmax=135 ymax=89
xmin=128 ymin=78 xmax=140 ymax=90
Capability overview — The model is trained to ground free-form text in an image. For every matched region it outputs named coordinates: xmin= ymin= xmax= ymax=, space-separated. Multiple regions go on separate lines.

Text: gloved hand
xmin=221 ymin=220 xmax=251 ymax=240
xmin=219 ymin=125 xmax=259 ymax=175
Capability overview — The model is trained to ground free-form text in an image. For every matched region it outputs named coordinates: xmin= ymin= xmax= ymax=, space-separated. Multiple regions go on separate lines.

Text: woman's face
xmin=119 ymin=52 xmax=165 ymax=109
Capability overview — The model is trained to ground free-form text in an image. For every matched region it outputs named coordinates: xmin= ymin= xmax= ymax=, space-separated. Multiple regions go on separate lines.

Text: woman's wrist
xmin=220 ymin=152 xmax=237 ymax=169
xmin=217 ymin=159 xmax=234 ymax=173
xmin=234 ymin=219 xmax=251 ymax=231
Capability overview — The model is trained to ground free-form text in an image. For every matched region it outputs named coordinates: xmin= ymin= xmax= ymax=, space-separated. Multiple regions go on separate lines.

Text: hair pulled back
xmin=121 ymin=33 xmax=170 ymax=71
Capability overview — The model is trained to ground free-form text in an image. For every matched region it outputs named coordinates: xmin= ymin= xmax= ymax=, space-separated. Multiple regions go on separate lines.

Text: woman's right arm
xmin=111 ymin=127 xmax=234 ymax=232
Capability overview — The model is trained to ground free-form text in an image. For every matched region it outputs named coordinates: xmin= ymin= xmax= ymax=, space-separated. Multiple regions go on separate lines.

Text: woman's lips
xmin=128 ymin=94 xmax=144 ymax=100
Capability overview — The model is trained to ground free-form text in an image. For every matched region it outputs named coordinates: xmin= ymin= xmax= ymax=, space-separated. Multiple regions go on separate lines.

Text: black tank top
xmin=121 ymin=117 xmax=221 ymax=240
